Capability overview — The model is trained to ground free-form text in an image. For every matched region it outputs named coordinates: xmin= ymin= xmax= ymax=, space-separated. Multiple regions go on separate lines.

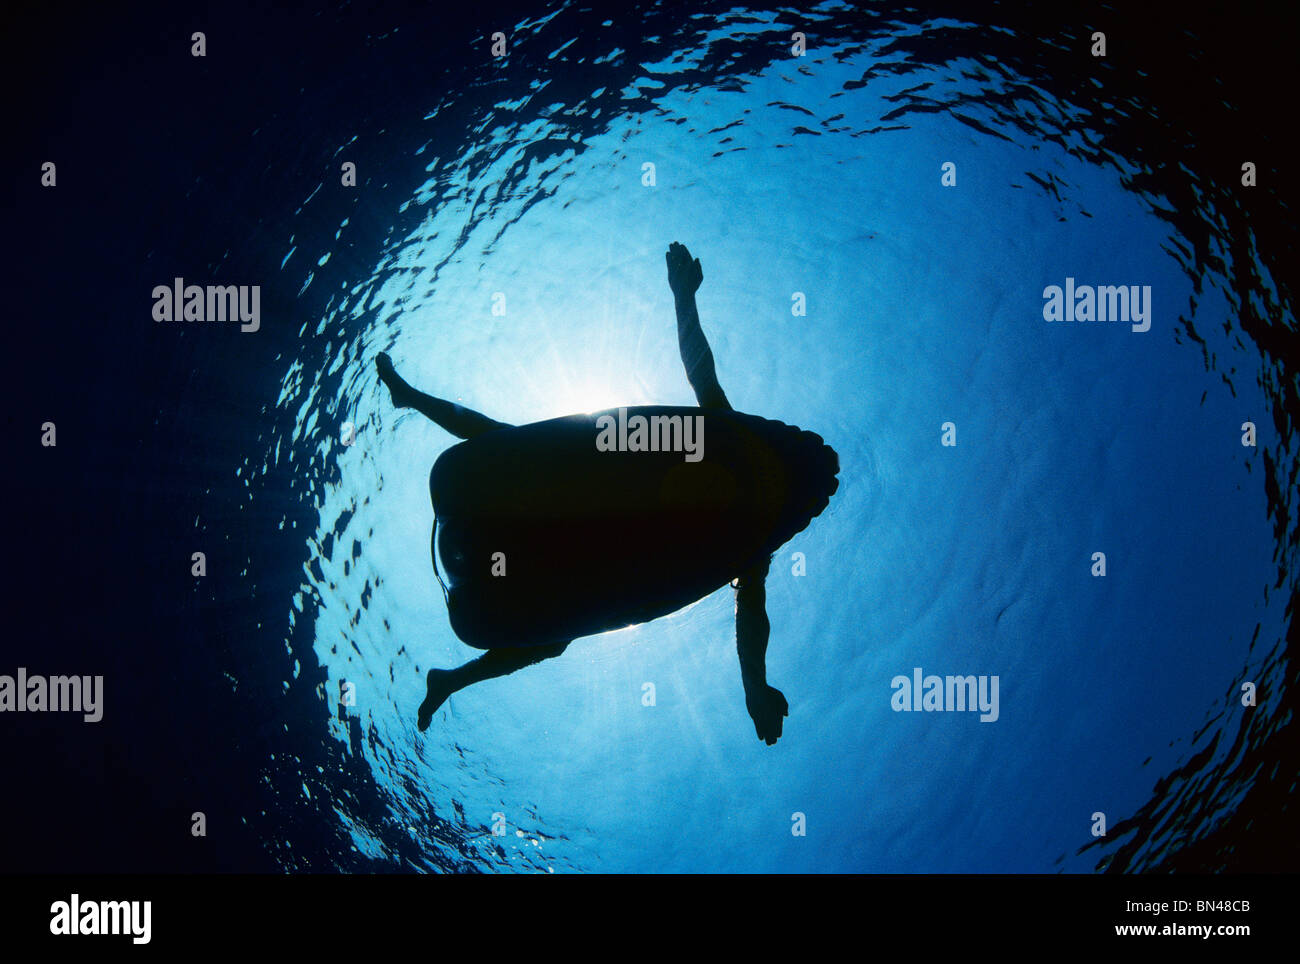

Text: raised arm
xmin=665 ymin=242 xmax=732 ymax=411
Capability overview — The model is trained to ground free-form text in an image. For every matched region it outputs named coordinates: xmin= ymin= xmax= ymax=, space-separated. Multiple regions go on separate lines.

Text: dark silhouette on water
xmin=377 ymin=242 xmax=839 ymax=744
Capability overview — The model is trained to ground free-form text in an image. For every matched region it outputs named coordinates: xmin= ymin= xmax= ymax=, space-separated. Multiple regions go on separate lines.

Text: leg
xmin=376 ymin=352 xmax=511 ymax=439
xmin=417 ymin=642 xmax=570 ymax=731
xmin=665 ymin=242 xmax=733 ymax=411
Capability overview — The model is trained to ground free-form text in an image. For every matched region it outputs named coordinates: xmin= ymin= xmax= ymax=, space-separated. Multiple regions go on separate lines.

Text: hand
xmin=665 ymin=241 xmax=703 ymax=297
xmin=745 ymin=682 xmax=789 ymax=745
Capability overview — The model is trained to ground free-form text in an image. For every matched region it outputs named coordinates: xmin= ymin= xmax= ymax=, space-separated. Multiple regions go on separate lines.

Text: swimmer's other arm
xmin=735 ymin=557 xmax=787 ymax=745
xmin=666 ymin=241 xmax=732 ymax=411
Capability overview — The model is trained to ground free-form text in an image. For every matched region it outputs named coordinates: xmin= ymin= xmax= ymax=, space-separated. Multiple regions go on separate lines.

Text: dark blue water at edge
xmin=4 ymin=0 xmax=1297 ymax=872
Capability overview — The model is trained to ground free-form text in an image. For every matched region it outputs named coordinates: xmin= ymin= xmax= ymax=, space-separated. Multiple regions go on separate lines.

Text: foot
xmin=376 ymin=352 xmax=417 ymax=409
xmin=745 ymin=682 xmax=789 ymax=746
xmin=417 ymin=668 xmax=457 ymax=731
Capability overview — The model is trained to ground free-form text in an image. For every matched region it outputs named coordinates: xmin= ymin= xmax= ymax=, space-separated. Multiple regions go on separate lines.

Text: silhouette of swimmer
xmin=376 ymin=242 xmax=839 ymax=745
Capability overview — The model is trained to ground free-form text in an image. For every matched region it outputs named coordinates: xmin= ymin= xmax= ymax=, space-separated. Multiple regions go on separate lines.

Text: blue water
xmin=11 ymin=1 xmax=1293 ymax=874
xmin=217 ymin=5 xmax=1293 ymax=873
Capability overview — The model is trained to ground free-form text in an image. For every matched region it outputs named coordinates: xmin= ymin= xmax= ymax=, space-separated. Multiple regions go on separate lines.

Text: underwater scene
xmin=7 ymin=0 xmax=1297 ymax=876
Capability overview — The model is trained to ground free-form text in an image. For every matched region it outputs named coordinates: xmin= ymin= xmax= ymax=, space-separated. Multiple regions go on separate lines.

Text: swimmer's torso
xmin=430 ymin=406 xmax=837 ymax=648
